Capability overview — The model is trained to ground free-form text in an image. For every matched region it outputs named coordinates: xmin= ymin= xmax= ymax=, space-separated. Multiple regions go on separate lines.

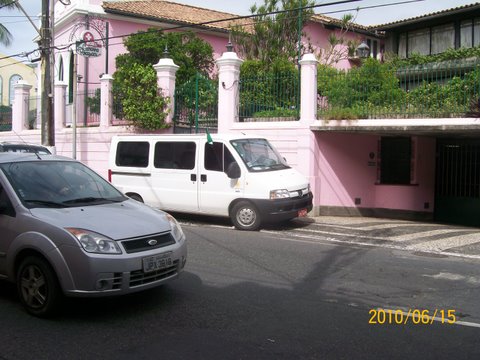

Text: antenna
xmin=11 ymin=130 xmax=43 ymax=160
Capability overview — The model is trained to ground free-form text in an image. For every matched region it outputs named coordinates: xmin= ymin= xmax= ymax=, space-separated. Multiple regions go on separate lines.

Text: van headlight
xmin=270 ymin=189 xmax=290 ymax=199
xmin=66 ymin=228 xmax=122 ymax=254
xmin=166 ymin=213 xmax=185 ymax=243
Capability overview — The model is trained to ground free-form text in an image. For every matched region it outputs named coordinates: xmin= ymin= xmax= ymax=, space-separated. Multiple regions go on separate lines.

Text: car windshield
xmin=0 ymin=160 xmax=126 ymax=208
xmin=230 ymin=138 xmax=290 ymax=172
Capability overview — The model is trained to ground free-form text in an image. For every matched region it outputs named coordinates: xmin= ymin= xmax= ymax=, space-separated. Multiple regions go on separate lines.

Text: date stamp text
xmin=369 ymin=309 xmax=456 ymax=325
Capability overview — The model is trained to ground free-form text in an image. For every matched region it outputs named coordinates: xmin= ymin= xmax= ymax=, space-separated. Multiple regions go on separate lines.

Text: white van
xmin=109 ymin=134 xmax=313 ymax=230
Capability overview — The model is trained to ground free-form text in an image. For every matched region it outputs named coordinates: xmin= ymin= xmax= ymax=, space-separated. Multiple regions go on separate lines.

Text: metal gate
xmin=173 ymin=73 xmax=218 ymax=134
xmin=435 ymin=138 xmax=480 ymax=226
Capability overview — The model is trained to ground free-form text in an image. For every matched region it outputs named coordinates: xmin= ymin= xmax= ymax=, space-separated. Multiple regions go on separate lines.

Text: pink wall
xmin=314 ymin=133 xmax=436 ymax=213
xmin=315 ymin=133 xmax=377 ymax=207
xmin=304 ymin=22 xmax=366 ymax=70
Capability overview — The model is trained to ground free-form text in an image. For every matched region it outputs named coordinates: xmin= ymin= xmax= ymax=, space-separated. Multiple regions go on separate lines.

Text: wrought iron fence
xmin=28 ymin=96 xmax=40 ymax=129
xmin=317 ymin=59 xmax=480 ymax=120
xmin=173 ymin=73 xmax=218 ymax=134
xmin=111 ymin=89 xmax=127 ymax=125
xmin=0 ymin=105 xmax=11 ymax=131
xmin=77 ymin=89 xmax=100 ymax=126
xmin=239 ymin=73 xmax=300 ymax=122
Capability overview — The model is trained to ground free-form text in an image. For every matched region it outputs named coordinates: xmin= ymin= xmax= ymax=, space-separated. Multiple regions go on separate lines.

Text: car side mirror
xmin=226 ymin=162 xmax=241 ymax=179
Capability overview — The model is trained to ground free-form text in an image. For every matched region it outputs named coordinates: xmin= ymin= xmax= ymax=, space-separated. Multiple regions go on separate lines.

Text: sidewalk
xmin=289 ymin=216 xmax=480 ymax=259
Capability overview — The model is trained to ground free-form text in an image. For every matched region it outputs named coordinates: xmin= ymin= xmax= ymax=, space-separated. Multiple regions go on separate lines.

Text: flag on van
xmin=206 ymin=129 xmax=213 ymax=145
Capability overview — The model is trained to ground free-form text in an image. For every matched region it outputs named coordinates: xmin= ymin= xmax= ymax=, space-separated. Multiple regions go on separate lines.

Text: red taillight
xmin=108 ymin=169 xmax=112 ymax=182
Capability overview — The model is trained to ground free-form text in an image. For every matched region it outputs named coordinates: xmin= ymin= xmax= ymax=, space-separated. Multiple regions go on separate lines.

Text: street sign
xmin=77 ymin=30 xmax=102 ymax=58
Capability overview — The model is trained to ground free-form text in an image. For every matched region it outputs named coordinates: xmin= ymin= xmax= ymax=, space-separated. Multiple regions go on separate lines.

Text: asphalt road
xmin=1 ymin=222 xmax=480 ymax=359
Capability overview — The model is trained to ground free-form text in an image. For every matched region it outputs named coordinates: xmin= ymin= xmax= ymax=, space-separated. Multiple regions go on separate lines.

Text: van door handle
xmin=200 ymin=174 xmax=207 ymax=182
xmin=190 ymin=174 xmax=197 ymax=181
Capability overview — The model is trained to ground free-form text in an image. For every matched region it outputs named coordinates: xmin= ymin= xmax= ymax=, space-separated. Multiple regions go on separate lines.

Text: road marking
xmin=181 ymin=222 xmax=480 ymax=260
xmin=423 ymin=272 xmax=480 ymax=284
xmin=407 ymin=233 xmax=480 ymax=251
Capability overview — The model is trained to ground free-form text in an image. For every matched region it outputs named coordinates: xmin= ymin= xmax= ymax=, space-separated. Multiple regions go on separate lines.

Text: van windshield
xmin=0 ymin=160 xmax=126 ymax=208
xmin=230 ymin=138 xmax=290 ymax=172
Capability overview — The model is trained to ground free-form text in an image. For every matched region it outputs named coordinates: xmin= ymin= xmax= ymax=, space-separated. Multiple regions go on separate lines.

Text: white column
xmin=100 ymin=74 xmax=113 ymax=127
xmin=54 ymin=81 xmax=67 ymax=129
xmin=299 ymin=53 xmax=319 ymax=125
xmin=153 ymin=57 xmax=179 ymax=125
xmin=216 ymin=51 xmax=243 ymax=133
xmin=12 ymin=80 xmax=32 ymax=132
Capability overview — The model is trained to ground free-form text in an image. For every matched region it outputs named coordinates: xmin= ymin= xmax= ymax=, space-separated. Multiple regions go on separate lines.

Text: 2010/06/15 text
xmin=369 ymin=309 xmax=456 ymax=325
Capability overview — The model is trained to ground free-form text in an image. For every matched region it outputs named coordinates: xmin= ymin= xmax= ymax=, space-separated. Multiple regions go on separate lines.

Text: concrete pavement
xmin=284 ymin=216 xmax=480 ymax=259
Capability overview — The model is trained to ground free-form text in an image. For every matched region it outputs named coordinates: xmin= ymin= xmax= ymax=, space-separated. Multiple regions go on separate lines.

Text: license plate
xmin=298 ymin=208 xmax=308 ymax=217
xmin=142 ymin=253 xmax=173 ymax=273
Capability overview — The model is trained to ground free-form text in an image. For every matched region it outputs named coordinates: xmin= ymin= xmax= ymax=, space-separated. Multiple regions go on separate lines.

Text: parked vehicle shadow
xmin=169 ymin=211 xmax=315 ymax=231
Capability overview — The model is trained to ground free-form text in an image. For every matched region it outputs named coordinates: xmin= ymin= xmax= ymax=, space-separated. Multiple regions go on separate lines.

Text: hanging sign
xmin=77 ymin=30 xmax=102 ymax=57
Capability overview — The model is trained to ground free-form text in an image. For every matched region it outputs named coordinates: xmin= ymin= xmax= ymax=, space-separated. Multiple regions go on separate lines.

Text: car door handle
xmin=200 ymin=174 xmax=207 ymax=182
xmin=190 ymin=174 xmax=197 ymax=182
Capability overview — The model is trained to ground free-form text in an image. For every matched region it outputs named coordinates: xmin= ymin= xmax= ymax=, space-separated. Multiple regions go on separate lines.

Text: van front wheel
xmin=231 ymin=201 xmax=261 ymax=231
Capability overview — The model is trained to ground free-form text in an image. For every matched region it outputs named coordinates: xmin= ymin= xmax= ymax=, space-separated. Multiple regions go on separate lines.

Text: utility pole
xmin=41 ymin=0 xmax=54 ymax=146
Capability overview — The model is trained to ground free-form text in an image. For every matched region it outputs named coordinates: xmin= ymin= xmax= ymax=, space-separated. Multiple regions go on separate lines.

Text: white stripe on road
xmin=181 ymin=222 xmax=480 ymax=259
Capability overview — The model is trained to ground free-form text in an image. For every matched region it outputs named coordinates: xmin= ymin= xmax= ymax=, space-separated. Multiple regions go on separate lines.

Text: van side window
xmin=116 ymin=141 xmax=149 ymax=168
xmin=204 ymin=142 xmax=236 ymax=172
xmin=154 ymin=142 xmax=196 ymax=170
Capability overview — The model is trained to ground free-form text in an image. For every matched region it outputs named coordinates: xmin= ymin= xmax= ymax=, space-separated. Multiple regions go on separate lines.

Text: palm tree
xmin=0 ymin=0 xmax=19 ymax=46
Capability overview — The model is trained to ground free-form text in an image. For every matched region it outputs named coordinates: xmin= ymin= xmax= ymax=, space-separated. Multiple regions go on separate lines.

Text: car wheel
xmin=128 ymin=193 xmax=144 ymax=203
xmin=231 ymin=201 xmax=262 ymax=231
xmin=17 ymin=256 xmax=62 ymax=317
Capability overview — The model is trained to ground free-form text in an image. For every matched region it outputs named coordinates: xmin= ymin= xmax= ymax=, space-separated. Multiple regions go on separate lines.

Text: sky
xmin=0 ymin=0 xmax=478 ymax=60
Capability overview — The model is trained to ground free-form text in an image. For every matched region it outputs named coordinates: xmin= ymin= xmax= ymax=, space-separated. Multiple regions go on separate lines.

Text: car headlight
xmin=270 ymin=189 xmax=290 ymax=199
xmin=66 ymin=228 xmax=121 ymax=254
xmin=166 ymin=213 xmax=185 ymax=242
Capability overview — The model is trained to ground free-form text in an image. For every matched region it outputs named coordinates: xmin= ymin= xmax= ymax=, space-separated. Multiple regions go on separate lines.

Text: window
xmin=9 ymin=74 xmax=22 ymax=105
xmin=0 ymin=184 xmax=15 ymax=217
xmin=380 ymin=137 xmax=411 ymax=185
xmin=431 ymin=23 xmax=454 ymax=55
xmin=115 ymin=141 xmax=149 ymax=167
xmin=58 ymin=57 xmax=64 ymax=81
xmin=461 ymin=20 xmax=473 ymax=48
xmin=408 ymin=29 xmax=430 ymax=56
xmin=68 ymin=51 xmax=74 ymax=104
xmin=154 ymin=141 xmax=196 ymax=169
xmin=475 ymin=18 xmax=480 ymax=47
xmin=204 ymin=142 xmax=235 ymax=172
xmin=0 ymin=76 xmax=3 ymax=105
xmin=398 ymin=33 xmax=407 ymax=58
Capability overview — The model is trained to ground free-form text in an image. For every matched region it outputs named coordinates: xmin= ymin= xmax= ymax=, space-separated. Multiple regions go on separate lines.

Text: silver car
xmin=0 ymin=153 xmax=187 ymax=317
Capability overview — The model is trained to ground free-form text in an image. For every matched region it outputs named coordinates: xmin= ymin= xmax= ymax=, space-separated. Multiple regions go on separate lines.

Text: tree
xmin=0 ymin=0 xmax=18 ymax=46
xmin=113 ymin=29 xmax=215 ymax=130
xmin=116 ymin=30 xmax=214 ymax=85
xmin=115 ymin=63 xmax=170 ymax=130
xmin=230 ymin=0 xmax=315 ymax=64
